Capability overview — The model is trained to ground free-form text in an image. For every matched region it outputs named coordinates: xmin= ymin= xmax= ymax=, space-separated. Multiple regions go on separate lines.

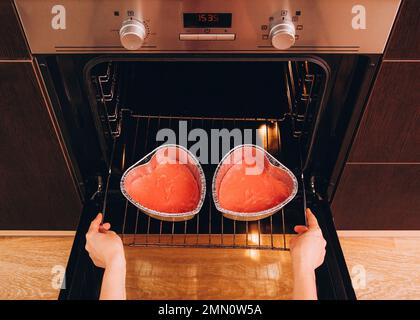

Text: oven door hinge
xmin=308 ymin=175 xmax=326 ymax=201
xmin=89 ymin=175 xmax=104 ymax=201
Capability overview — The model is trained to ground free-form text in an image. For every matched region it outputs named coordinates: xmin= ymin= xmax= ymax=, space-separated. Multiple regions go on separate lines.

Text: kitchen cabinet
xmin=332 ymin=164 xmax=420 ymax=230
xmin=384 ymin=0 xmax=420 ymax=60
xmin=0 ymin=63 xmax=82 ymax=230
xmin=0 ymin=1 xmax=29 ymax=60
xmin=348 ymin=62 xmax=420 ymax=162
xmin=332 ymin=0 xmax=420 ymax=230
xmin=0 ymin=0 xmax=82 ymax=230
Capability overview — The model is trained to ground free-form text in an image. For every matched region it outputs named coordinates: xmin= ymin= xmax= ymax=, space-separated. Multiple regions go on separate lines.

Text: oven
xmin=14 ymin=0 xmax=401 ymax=300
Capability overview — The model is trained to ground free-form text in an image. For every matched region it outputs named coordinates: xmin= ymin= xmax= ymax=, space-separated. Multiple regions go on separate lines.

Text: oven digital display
xmin=183 ymin=13 xmax=232 ymax=28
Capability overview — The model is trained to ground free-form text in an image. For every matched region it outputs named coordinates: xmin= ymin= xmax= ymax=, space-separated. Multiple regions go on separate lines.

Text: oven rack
xmin=93 ymin=60 xmax=319 ymax=141
xmin=100 ymin=114 xmax=307 ymax=251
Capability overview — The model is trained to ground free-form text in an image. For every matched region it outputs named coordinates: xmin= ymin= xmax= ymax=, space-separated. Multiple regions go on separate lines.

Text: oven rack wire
xmin=92 ymin=60 xmax=321 ymax=251
xmin=94 ymin=61 xmax=318 ymax=140
xmin=100 ymin=114 xmax=307 ymax=251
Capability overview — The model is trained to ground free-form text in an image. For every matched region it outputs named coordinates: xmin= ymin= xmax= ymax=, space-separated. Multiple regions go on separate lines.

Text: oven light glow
xmin=258 ymin=124 xmax=267 ymax=132
xmin=258 ymin=124 xmax=267 ymax=148
xmin=248 ymin=232 xmax=260 ymax=244
xmin=121 ymin=144 xmax=126 ymax=169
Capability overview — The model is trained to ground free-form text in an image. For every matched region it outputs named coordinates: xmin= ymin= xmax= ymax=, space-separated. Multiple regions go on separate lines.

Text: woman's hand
xmin=85 ymin=213 xmax=126 ymax=300
xmin=85 ymin=213 xmax=125 ymax=269
xmin=290 ymin=208 xmax=326 ymax=300
xmin=290 ymin=208 xmax=326 ymax=272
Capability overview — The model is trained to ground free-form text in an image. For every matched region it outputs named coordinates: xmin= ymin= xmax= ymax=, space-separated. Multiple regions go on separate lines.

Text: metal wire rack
xmin=92 ymin=60 xmax=322 ymax=251
xmin=100 ymin=115 xmax=306 ymax=251
xmin=93 ymin=60 xmax=320 ymax=140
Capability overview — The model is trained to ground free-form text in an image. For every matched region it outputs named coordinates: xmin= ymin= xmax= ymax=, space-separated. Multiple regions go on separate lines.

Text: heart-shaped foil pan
xmin=120 ymin=144 xmax=206 ymax=222
xmin=212 ymin=144 xmax=298 ymax=221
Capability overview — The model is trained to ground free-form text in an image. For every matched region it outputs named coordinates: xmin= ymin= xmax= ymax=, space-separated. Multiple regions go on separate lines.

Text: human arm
xmin=289 ymin=208 xmax=326 ymax=300
xmin=85 ymin=213 xmax=126 ymax=300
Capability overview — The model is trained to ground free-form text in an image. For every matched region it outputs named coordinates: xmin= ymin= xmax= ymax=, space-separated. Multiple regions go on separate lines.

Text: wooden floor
xmin=339 ymin=237 xmax=420 ymax=300
xmin=0 ymin=235 xmax=419 ymax=299
xmin=0 ymin=237 xmax=73 ymax=300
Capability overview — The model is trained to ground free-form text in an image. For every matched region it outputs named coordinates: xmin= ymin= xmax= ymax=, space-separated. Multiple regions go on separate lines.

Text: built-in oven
xmin=14 ymin=0 xmax=401 ymax=300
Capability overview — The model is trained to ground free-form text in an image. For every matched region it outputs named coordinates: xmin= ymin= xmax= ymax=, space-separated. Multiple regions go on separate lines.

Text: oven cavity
xmin=87 ymin=59 xmax=326 ymax=250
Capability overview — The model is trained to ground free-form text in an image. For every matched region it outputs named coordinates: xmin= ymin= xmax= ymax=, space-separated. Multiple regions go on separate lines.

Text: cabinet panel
xmin=0 ymin=63 xmax=81 ymax=230
xmin=385 ymin=0 xmax=420 ymax=60
xmin=0 ymin=1 xmax=30 ymax=59
xmin=349 ymin=62 xmax=420 ymax=162
xmin=332 ymin=164 xmax=420 ymax=230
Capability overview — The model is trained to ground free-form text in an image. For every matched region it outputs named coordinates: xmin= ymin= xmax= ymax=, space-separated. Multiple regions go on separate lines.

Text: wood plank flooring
xmin=0 ymin=236 xmax=419 ymax=299
xmin=0 ymin=237 xmax=73 ymax=299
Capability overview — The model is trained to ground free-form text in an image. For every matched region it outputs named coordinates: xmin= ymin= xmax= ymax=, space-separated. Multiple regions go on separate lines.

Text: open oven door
xmin=310 ymin=196 xmax=356 ymax=300
xmin=59 ymin=190 xmax=356 ymax=300
xmin=53 ymin=56 xmax=360 ymax=300
xmin=59 ymin=199 xmax=104 ymax=300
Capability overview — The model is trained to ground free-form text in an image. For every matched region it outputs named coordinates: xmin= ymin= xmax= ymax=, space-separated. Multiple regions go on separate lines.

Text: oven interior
xmin=87 ymin=59 xmax=326 ymax=250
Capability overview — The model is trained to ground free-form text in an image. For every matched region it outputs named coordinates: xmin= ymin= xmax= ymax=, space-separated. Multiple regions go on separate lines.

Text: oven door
xmin=35 ymin=54 xmax=379 ymax=300
xmin=59 ymin=195 xmax=355 ymax=300
xmin=312 ymin=199 xmax=356 ymax=299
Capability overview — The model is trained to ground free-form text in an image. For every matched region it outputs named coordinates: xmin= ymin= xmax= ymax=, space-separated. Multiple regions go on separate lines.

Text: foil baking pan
xmin=120 ymin=144 xmax=206 ymax=222
xmin=212 ymin=144 xmax=298 ymax=221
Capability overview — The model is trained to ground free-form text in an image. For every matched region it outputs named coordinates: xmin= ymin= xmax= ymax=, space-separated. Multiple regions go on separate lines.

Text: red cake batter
xmin=217 ymin=151 xmax=293 ymax=213
xmin=124 ymin=162 xmax=200 ymax=213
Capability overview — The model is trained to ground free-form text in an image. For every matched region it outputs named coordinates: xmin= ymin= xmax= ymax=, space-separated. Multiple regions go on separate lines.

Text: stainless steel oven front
xmin=15 ymin=0 xmax=399 ymax=54
xmin=14 ymin=0 xmax=401 ymax=300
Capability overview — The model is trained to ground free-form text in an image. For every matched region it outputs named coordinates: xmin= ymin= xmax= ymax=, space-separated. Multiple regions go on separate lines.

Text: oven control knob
xmin=120 ymin=19 xmax=146 ymax=50
xmin=269 ymin=22 xmax=296 ymax=50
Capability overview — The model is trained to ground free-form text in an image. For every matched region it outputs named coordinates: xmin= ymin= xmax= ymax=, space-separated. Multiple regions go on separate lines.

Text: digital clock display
xmin=183 ymin=13 xmax=232 ymax=28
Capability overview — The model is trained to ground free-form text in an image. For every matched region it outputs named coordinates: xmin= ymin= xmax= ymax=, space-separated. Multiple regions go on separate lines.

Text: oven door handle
xmin=309 ymin=197 xmax=356 ymax=300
